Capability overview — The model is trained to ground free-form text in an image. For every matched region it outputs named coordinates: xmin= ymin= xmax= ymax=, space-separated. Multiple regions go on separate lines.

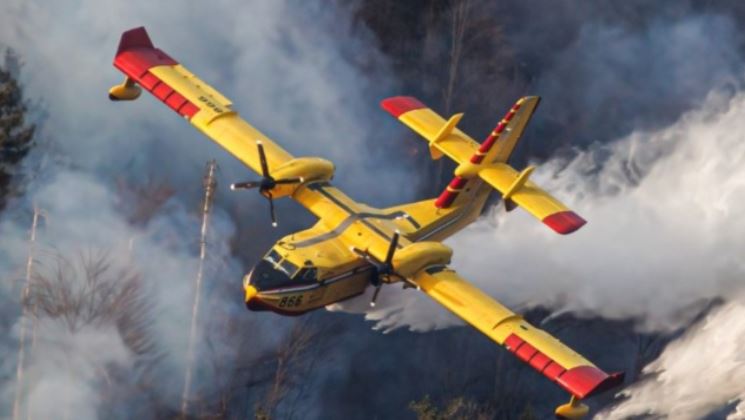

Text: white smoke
xmin=343 ymin=51 xmax=745 ymax=419
xmin=357 ymin=86 xmax=745 ymax=332
xmin=0 ymin=0 xmax=399 ymax=417
xmin=601 ymin=298 xmax=745 ymax=419
xmin=21 ymin=320 xmax=133 ymax=420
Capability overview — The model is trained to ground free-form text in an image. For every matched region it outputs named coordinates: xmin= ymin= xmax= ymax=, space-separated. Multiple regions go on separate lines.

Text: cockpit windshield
xmin=249 ymin=260 xmax=293 ymax=290
xmin=251 ymin=249 xmax=318 ymax=290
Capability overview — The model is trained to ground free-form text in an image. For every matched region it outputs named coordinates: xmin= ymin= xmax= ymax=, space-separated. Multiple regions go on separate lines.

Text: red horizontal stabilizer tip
xmin=117 ymin=27 xmax=154 ymax=55
xmin=381 ymin=96 xmax=426 ymax=117
xmin=557 ymin=366 xmax=625 ymax=399
xmin=542 ymin=211 xmax=586 ymax=235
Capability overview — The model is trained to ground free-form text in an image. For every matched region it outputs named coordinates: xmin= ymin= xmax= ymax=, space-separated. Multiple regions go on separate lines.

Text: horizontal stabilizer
xmin=479 ymin=164 xmax=586 ymax=234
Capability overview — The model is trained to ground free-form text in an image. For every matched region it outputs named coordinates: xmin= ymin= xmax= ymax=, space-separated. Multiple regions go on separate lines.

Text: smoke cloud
xmin=364 ymin=84 xmax=745 ymax=331
xmin=343 ymin=12 xmax=745 ymax=418
xmin=0 ymin=0 xmax=402 ymax=417
xmin=601 ymin=297 xmax=745 ymax=419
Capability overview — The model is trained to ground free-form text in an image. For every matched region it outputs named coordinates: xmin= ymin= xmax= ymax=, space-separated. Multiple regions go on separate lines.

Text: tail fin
xmin=471 ymin=96 xmax=540 ymax=165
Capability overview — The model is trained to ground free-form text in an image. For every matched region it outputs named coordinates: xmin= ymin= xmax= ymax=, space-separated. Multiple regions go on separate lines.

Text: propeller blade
xmin=267 ymin=192 xmax=277 ymax=227
xmin=274 ymin=177 xmax=304 ymax=185
xmin=257 ymin=141 xmax=270 ymax=178
xmin=384 ymin=231 xmax=399 ymax=267
xmin=230 ymin=180 xmax=262 ymax=190
xmin=370 ymin=284 xmax=382 ymax=307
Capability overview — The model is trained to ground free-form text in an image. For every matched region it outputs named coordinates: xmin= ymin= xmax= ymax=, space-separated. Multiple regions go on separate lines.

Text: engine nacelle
xmin=269 ymin=157 xmax=335 ymax=198
xmin=393 ymin=241 xmax=452 ymax=278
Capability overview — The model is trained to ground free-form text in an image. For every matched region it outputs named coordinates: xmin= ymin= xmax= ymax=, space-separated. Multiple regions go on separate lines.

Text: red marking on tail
xmin=449 ymin=176 xmax=467 ymax=189
xmin=435 ymin=176 xmax=469 ymax=208
xmin=434 ymin=190 xmax=459 ymax=208
xmin=380 ymin=96 xmax=426 ymax=117
xmin=469 ymin=102 xmax=519 ymax=164
xmin=470 ymin=154 xmax=485 ymax=164
xmin=542 ymin=211 xmax=587 ymax=235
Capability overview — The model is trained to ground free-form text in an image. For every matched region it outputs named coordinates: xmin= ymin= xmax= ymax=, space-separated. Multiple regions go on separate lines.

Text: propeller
xmin=353 ymin=231 xmax=420 ymax=307
xmin=230 ymin=140 xmax=303 ymax=227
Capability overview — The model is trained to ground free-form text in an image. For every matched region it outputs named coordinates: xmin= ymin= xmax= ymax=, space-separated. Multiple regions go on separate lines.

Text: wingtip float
xmin=110 ymin=27 xmax=619 ymax=418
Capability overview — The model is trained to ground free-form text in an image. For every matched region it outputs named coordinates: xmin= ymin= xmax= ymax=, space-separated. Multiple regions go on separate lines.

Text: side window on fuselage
xmin=278 ymin=258 xmax=299 ymax=277
xmin=264 ymin=249 xmax=282 ymax=265
xmin=295 ymin=267 xmax=318 ymax=285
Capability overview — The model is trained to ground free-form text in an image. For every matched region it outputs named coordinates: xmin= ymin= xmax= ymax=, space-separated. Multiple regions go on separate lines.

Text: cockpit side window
xmin=264 ymin=249 xmax=282 ymax=265
xmin=295 ymin=267 xmax=318 ymax=285
xmin=278 ymin=259 xmax=299 ymax=277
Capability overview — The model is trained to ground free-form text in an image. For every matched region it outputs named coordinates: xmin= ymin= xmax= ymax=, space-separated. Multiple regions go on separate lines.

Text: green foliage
xmin=0 ymin=49 xmax=35 ymax=208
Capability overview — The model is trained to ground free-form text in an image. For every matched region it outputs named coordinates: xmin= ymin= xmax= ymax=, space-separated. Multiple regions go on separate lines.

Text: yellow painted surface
xmin=486 ymin=96 xmax=540 ymax=164
xmin=414 ymin=268 xmax=592 ymax=370
xmin=117 ymin=54 xmax=598 ymax=406
xmin=399 ymin=108 xmax=480 ymax=163
xmin=479 ymin=164 xmax=570 ymax=220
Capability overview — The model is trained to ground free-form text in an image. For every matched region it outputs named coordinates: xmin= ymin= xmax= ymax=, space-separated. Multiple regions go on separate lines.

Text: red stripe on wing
xmin=380 ymin=96 xmax=426 ymax=118
xmin=112 ymin=27 xmax=201 ymax=120
xmin=504 ymin=333 xmax=623 ymax=399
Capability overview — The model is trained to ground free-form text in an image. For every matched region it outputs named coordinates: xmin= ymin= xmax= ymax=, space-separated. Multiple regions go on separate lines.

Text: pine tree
xmin=0 ymin=49 xmax=35 ymax=209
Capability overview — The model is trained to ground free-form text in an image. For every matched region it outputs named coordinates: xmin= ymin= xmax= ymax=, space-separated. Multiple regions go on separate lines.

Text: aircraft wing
xmin=111 ymin=27 xmax=370 ymax=222
xmin=111 ymin=27 xmax=293 ymax=179
xmin=412 ymin=266 xmax=624 ymax=400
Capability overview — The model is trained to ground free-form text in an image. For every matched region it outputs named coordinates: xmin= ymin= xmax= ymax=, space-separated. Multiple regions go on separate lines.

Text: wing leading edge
xmin=111 ymin=27 xmax=294 ymax=179
xmin=110 ymin=27 xmax=356 ymax=221
xmin=413 ymin=266 xmax=624 ymax=400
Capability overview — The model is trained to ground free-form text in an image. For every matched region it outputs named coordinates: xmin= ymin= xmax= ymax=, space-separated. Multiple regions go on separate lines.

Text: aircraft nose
xmin=245 ymin=284 xmax=258 ymax=302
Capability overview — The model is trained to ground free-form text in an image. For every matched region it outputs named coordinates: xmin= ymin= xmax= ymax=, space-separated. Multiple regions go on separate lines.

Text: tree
xmin=0 ymin=49 xmax=35 ymax=209
xmin=19 ymin=252 xmax=161 ymax=419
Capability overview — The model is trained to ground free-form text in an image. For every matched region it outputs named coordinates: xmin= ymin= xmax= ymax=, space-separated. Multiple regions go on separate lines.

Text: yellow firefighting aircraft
xmin=109 ymin=27 xmax=623 ymax=418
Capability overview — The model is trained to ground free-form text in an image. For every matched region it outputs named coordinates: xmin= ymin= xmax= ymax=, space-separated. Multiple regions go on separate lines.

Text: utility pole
xmin=181 ymin=160 xmax=217 ymax=417
xmin=13 ymin=206 xmax=40 ymax=420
